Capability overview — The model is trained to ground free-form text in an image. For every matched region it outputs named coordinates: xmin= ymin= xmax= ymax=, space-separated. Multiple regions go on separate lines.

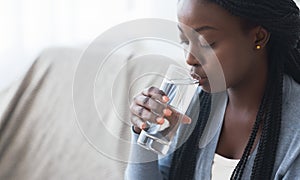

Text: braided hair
xmin=169 ymin=0 xmax=300 ymax=179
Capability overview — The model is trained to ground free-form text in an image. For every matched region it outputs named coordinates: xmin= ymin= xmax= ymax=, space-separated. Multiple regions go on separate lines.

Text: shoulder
xmin=282 ymin=75 xmax=300 ymax=124
xmin=273 ymin=75 xmax=300 ymax=177
xmin=279 ymin=75 xmax=300 ymax=148
xmin=279 ymin=75 xmax=300 ymax=149
xmin=283 ymin=75 xmax=300 ymax=106
xmin=282 ymin=76 xmax=300 ymax=116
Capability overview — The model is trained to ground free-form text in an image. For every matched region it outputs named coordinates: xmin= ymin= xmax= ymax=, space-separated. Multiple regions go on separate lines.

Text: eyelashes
xmin=179 ymin=40 xmax=216 ymax=48
xmin=179 ymin=40 xmax=189 ymax=45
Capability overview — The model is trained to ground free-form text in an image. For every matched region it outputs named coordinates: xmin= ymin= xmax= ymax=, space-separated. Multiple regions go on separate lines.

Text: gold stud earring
xmin=256 ymin=45 xmax=261 ymax=50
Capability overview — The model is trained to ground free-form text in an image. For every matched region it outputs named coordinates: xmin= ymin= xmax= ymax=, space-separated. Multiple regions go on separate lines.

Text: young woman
xmin=126 ymin=0 xmax=300 ymax=179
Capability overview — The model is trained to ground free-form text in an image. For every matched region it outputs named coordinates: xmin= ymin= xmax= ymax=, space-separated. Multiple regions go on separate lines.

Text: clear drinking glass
xmin=137 ymin=65 xmax=198 ymax=155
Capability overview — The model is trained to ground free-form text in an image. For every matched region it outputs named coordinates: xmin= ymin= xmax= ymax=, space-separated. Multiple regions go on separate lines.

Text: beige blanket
xmin=0 ymin=46 xmax=183 ymax=180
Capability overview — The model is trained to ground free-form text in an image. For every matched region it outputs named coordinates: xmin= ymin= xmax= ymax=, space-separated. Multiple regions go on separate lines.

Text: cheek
xmin=213 ymin=42 xmax=254 ymax=87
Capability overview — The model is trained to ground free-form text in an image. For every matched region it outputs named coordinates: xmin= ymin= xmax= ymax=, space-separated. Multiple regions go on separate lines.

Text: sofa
xmin=0 ymin=41 xmax=185 ymax=179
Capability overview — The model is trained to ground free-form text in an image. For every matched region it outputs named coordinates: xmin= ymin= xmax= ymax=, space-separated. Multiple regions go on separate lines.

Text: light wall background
xmin=0 ymin=0 xmax=177 ymax=90
xmin=0 ymin=0 xmax=299 ymax=91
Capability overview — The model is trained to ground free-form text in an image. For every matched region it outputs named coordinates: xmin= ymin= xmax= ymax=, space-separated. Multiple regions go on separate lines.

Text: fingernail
xmin=163 ymin=108 xmax=172 ymax=117
xmin=156 ymin=117 xmax=165 ymax=124
xmin=184 ymin=117 xmax=192 ymax=124
xmin=162 ymin=96 xmax=169 ymax=103
xmin=140 ymin=123 xmax=146 ymax=130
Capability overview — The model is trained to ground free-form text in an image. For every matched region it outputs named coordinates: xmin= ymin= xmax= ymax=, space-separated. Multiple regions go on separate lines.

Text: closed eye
xmin=200 ymin=42 xmax=216 ymax=48
xmin=180 ymin=40 xmax=189 ymax=45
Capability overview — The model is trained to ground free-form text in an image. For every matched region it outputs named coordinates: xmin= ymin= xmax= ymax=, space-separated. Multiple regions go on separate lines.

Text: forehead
xmin=177 ymin=0 xmax=243 ymax=32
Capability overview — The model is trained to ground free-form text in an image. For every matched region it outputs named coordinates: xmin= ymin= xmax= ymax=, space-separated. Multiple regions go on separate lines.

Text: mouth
xmin=190 ymin=72 xmax=208 ymax=85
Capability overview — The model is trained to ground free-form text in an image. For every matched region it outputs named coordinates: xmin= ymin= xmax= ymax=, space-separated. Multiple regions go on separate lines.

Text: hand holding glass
xmin=137 ymin=65 xmax=198 ymax=155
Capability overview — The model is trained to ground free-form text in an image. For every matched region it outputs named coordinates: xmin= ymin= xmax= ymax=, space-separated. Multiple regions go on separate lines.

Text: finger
xmin=131 ymin=115 xmax=146 ymax=130
xmin=134 ymin=95 xmax=169 ymax=117
xmin=130 ymin=104 xmax=162 ymax=124
xmin=142 ymin=86 xmax=169 ymax=103
xmin=166 ymin=108 xmax=192 ymax=125
xmin=163 ymin=108 xmax=173 ymax=117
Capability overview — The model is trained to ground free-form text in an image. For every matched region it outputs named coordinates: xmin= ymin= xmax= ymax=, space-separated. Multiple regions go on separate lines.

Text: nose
xmin=185 ymin=50 xmax=201 ymax=67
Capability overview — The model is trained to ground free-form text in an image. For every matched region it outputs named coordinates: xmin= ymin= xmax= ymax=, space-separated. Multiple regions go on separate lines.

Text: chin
xmin=200 ymin=83 xmax=211 ymax=93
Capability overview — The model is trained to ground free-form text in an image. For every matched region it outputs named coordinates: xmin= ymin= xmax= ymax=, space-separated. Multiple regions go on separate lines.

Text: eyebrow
xmin=177 ymin=25 xmax=218 ymax=33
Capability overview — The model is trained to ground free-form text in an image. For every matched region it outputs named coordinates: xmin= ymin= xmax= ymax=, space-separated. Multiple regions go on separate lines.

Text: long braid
xmin=231 ymin=43 xmax=284 ymax=179
xmin=286 ymin=45 xmax=300 ymax=82
xmin=169 ymin=0 xmax=300 ymax=179
xmin=169 ymin=91 xmax=211 ymax=180
xmin=211 ymin=0 xmax=299 ymax=179
xmin=231 ymin=87 xmax=267 ymax=179
xmin=251 ymin=46 xmax=284 ymax=179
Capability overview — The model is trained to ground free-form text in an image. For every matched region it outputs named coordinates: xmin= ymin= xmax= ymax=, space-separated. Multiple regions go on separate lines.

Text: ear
xmin=253 ymin=26 xmax=270 ymax=50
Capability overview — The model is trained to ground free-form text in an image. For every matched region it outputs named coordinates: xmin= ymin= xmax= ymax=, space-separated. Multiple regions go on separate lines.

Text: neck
xmin=227 ymin=57 xmax=268 ymax=112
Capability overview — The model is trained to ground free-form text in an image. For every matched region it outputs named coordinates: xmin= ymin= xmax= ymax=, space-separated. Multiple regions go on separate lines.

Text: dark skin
xmin=130 ymin=0 xmax=271 ymax=159
xmin=177 ymin=0 xmax=270 ymax=159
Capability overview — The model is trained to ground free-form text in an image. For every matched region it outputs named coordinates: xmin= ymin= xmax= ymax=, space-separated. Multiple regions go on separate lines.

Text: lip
xmin=190 ymin=69 xmax=207 ymax=86
xmin=198 ymin=77 xmax=208 ymax=85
